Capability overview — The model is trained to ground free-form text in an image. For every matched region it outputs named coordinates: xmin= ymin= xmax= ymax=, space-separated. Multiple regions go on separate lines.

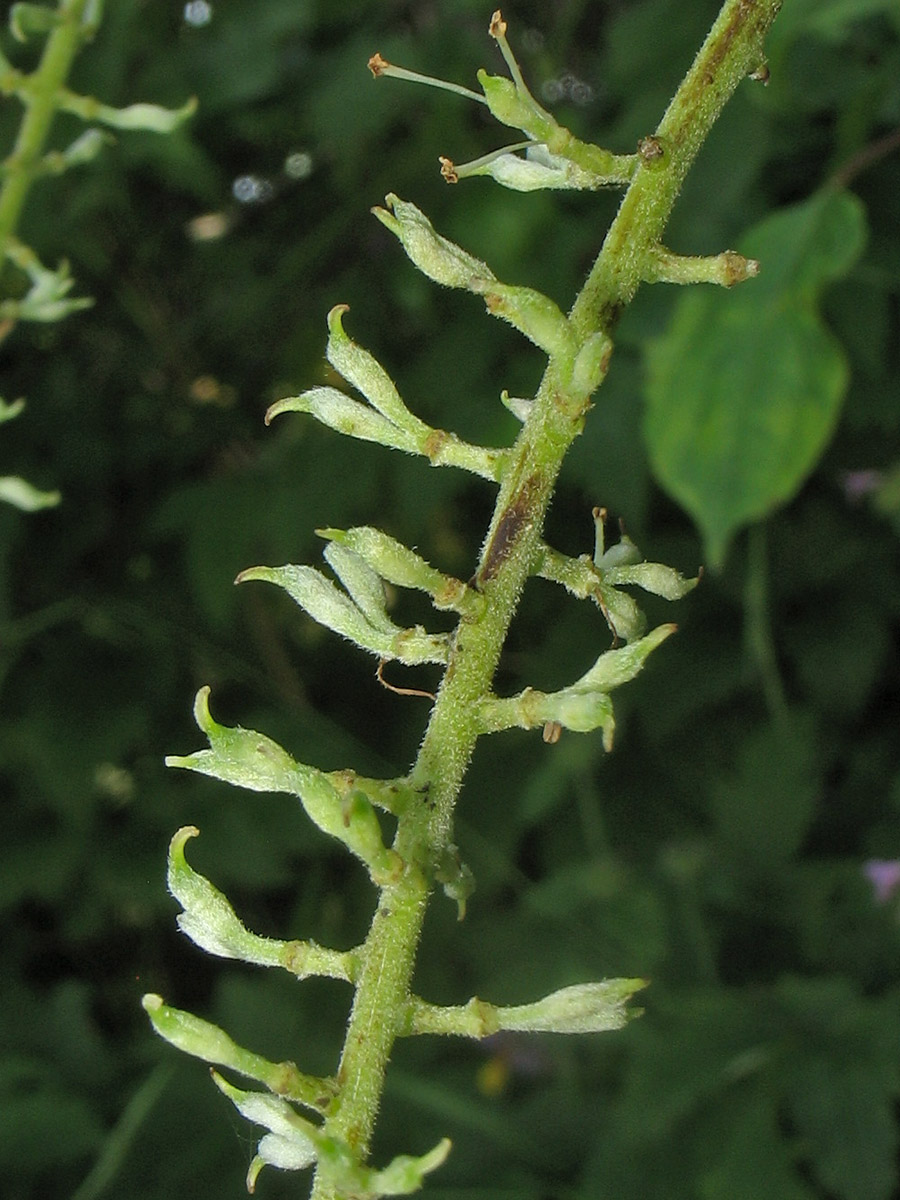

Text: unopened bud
xmin=473 ymin=280 xmax=574 ymax=358
xmin=166 ymin=687 xmax=304 ymax=794
xmin=90 ymin=96 xmax=197 ymax=134
xmin=495 ymin=979 xmax=647 ymax=1033
xmin=318 ymin=526 xmax=479 ymax=616
xmin=324 ymin=541 xmax=393 ymax=634
xmin=325 ymin=306 xmax=427 ymax=435
xmin=265 ymin=387 xmax=416 ymax=452
xmin=477 ymin=71 xmax=555 ymax=142
xmin=211 ymin=1073 xmax=317 ymax=1192
xmin=372 ymin=194 xmax=494 ymax=290
xmin=167 ymin=826 xmax=285 ymax=966
xmin=236 ymin=564 xmax=449 ymax=665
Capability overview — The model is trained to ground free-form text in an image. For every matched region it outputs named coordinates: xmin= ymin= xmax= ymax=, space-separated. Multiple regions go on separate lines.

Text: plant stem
xmin=0 ymin=0 xmax=92 ymax=255
xmin=570 ymin=0 xmax=780 ymax=338
xmin=310 ymin=2 xmax=782 ymax=1194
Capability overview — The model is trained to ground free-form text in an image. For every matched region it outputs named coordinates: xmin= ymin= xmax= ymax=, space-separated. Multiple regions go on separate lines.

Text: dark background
xmin=2 ymin=2 xmax=900 ymax=1197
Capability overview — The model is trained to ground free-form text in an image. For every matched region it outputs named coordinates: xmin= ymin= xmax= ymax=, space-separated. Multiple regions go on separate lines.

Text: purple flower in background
xmin=840 ymin=469 xmax=883 ymax=502
xmin=863 ymin=859 xmax=900 ymax=904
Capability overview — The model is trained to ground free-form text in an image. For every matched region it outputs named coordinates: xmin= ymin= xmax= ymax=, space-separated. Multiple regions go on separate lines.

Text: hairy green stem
xmin=0 ymin=0 xmax=93 ymax=254
xmin=310 ymin=3 xmax=782 ymax=1194
xmin=570 ymin=0 xmax=779 ymax=337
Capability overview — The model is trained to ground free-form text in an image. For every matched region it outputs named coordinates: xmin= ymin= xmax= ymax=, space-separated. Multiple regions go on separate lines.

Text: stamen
xmin=368 ymin=53 xmax=487 ymax=105
xmin=488 ymin=10 xmax=531 ymax=99
xmin=440 ymin=141 xmax=536 ymax=181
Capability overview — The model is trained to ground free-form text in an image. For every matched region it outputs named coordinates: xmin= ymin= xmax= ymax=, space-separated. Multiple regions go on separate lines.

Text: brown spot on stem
xmin=638 ymin=135 xmax=665 ymax=163
xmin=595 ymin=299 xmax=624 ymax=334
xmin=439 ymin=155 xmax=459 ymax=184
xmin=721 ymin=250 xmax=760 ymax=286
xmin=424 ymin=427 xmax=450 ymax=461
xmin=478 ymin=476 xmax=540 ymax=585
xmin=368 ymin=52 xmax=390 ymax=77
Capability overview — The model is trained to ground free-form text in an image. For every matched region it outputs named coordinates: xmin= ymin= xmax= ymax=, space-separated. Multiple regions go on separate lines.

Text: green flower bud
xmin=477 ymin=70 xmax=555 ymax=142
xmin=52 ymin=128 xmax=110 ymax=171
xmin=166 ymin=689 xmax=402 ymax=878
xmin=0 ymin=474 xmax=61 ymax=511
xmin=646 ymin=246 xmax=760 ymax=288
xmin=372 ymin=194 xmax=495 ymax=290
xmin=495 ymin=979 xmax=647 ymax=1033
xmin=325 ymin=305 xmax=427 ymax=436
xmin=365 ymin=1138 xmax=452 ymax=1196
xmin=407 ymin=979 xmax=646 ymax=1037
xmin=211 ymin=1073 xmax=318 ymax=1193
xmin=265 ymin=387 xmax=417 ymax=452
xmin=0 ymin=397 xmax=26 ymax=424
xmin=143 ymin=996 xmax=332 ymax=1108
xmin=166 ymin=827 xmax=355 ymax=981
xmin=343 ymin=791 xmax=405 ymax=886
xmin=167 ymin=825 xmax=284 ymax=965
xmin=266 ymin=382 xmax=503 ymax=479
xmin=572 ymin=332 xmax=613 ymax=397
xmin=604 ymin=559 xmax=701 ymax=601
xmin=574 ymin=622 xmax=676 ymax=694
xmin=478 ymin=625 xmax=675 ymax=749
xmin=68 ymin=95 xmax=198 ymax=134
xmin=599 ymin=584 xmax=647 ymax=644
xmin=457 ymin=146 xmax=602 ymax=192
xmin=434 ymin=844 xmax=476 ymax=920
xmin=318 ymin=526 xmax=482 ymax=617
xmin=0 ymin=246 xmax=91 ymax=323
xmin=143 ymin=993 xmax=244 ymax=1065
xmin=550 ymin=689 xmax=615 ymax=741
xmin=472 ymin=280 xmax=575 ymax=359
xmin=500 ymin=390 xmax=532 ymax=422
xmin=323 ymin=541 xmax=394 ymax=634
xmin=166 ymin=686 xmax=304 ymax=794
xmin=168 ymin=691 xmax=307 ymax=792
xmin=236 ymin=563 xmax=449 ymax=665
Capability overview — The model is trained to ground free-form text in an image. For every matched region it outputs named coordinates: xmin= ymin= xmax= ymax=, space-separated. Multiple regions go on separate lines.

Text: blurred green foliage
xmin=1 ymin=1 xmax=899 ymax=1198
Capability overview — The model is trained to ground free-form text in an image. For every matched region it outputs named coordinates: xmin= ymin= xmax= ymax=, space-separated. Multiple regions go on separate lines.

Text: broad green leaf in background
xmin=708 ymin=716 xmax=820 ymax=866
xmin=777 ymin=976 xmax=900 ymax=1200
xmin=643 ymin=188 xmax=867 ymax=568
xmin=766 ymin=0 xmax=900 ymax=55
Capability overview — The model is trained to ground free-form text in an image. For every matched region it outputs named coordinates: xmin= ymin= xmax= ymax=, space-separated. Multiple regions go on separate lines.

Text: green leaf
xmin=643 ymin=189 xmax=867 ymax=568
xmin=767 ymin=0 xmax=899 ymax=55
xmin=776 ymin=978 xmax=900 ymax=1200
xmin=787 ymin=1056 xmax=898 ymax=1200
xmin=708 ymin=715 xmax=820 ymax=865
xmin=697 ymin=1086 xmax=816 ymax=1200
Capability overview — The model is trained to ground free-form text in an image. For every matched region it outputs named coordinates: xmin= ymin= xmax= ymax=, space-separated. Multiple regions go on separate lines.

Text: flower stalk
xmin=0 ymin=0 xmax=194 ymax=322
xmin=148 ymin=4 xmax=783 ymax=1197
